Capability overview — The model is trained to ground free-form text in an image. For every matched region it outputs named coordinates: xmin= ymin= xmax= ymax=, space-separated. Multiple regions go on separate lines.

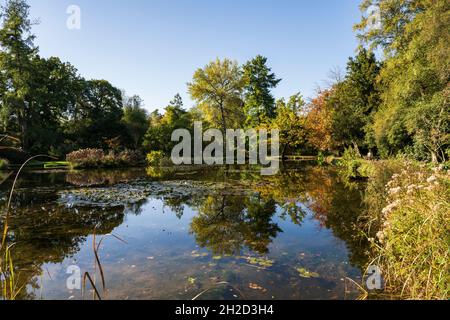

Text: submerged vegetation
xmin=0 ymin=165 xmax=368 ymax=300
xmin=1 ymin=160 xmax=448 ymax=300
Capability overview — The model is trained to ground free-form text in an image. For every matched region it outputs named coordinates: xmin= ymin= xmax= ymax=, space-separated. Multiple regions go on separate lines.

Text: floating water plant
xmin=191 ymin=251 xmax=208 ymax=258
xmin=246 ymin=257 xmax=274 ymax=268
xmin=296 ymin=267 xmax=320 ymax=278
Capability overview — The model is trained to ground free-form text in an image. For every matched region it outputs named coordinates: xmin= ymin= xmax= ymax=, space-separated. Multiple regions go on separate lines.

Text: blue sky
xmin=25 ymin=0 xmax=362 ymax=112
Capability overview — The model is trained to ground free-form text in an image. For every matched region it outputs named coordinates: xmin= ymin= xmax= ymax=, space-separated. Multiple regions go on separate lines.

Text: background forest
xmin=0 ymin=0 xmax=448 ymax=167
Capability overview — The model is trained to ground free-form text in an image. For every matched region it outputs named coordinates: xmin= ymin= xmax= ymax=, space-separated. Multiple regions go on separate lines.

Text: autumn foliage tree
xmin=305 ymin=89 xmax=336 ymax=153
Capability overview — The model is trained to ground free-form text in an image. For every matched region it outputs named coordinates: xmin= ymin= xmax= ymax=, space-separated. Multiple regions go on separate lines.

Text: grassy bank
xmin=12 ymin=161 xmax=71 ymax=170
xmin=340 ymin=157 xmax=450 ymax=299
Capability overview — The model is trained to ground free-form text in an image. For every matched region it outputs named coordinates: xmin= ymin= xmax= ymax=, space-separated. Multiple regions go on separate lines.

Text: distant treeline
xmin=0 ymin=0 xmax=448 ymax=163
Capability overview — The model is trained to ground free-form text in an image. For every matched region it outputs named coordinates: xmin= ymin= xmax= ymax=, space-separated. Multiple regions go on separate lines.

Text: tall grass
xmin=0 ymin=154 xmax=127 ymax=300
xmin=82 ymin=227 xmax=127 ymax=300
xmin=363 ymin=160 xmax=449 ymax=300
xmin=0 ymin=243 xmax=28 ymax=300
xmin=1 ymin=155 xmax=55 ymax=300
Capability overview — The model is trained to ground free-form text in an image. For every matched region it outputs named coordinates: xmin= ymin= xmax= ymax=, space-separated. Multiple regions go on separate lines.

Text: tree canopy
xmin=356 ymin=0 xmax=449 ymax=161
xmin=0 ymin=0 xmax=448 ymax=164
xmin=243 ymin=55 xmax=281 ymax=127
xmin=188 ymin=58 xmax=246 ymax=133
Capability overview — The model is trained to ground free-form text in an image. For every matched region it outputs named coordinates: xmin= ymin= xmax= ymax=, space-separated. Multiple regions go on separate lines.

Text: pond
xmin=0 ymin=164 xmax=370 ymax=300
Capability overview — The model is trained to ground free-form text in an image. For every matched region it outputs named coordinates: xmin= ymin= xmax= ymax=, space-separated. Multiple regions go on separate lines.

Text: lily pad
xmin=187 ymin=277 xmax=197 ymax=285
xmin=246 ymin=257 xmax=274 ymax=268
xmin=249 ymin=283 xmax=266 ymax=291
xmin=296 ymin=267 xmax=320 ymax=278
xmin=191 ymin=251 xmax=208 ymax=258
xmin=57 ymin=180 xmax=244 ymax=208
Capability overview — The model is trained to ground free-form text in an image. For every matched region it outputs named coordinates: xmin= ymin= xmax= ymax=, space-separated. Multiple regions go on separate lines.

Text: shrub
xmin=317 ymin=152 xmax=325 ymax=166
xmin=365 ymin=162 xmax=450 ymax=299
xmin=357 ymin=161 xmax=376 ymax=178
xmin=117 ymin=150 xmax=144 ymax=166
xmin=0 ymin=158 xmax=9 ymax=170
xmin=66 ymin=149 xmax=105 ymax=168
xmin=66 ymin=149 xmax=144 ymax=169
xmin=338 ymin=147 xmax=366 ymax=180
xmin=146 ymin=151 xmax=165 ymax=166
xmin=361 ymin=159 xmax=405 ymax=232
xmin=325 ymin=155 xmax=338 ymax=165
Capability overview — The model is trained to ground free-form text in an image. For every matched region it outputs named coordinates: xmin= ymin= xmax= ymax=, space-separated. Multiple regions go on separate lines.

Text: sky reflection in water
xmin=0 ymin=166 xmax=369 ymax=300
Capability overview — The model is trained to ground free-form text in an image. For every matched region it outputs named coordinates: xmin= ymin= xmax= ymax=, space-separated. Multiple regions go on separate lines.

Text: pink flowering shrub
xmin=66 ymin=149 xmax=105 ymax=168
xmin=66 ymin=149 xmax=144 ymax=168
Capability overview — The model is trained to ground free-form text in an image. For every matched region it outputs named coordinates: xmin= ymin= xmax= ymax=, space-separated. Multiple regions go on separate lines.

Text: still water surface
xmin=0 ymin=165 xmax=369 ymax=300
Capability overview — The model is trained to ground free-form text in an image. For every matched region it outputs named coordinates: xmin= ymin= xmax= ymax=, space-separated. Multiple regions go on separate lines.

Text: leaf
xmin=249 ymin=283 xmax=264 ymax=290
xmin=296 ymin=267 xmax=320 ymax=278
xmin=187 ymin=277 xmax=197 ymax=285
xmin=246 ymin=257 xmax=274 ymax=268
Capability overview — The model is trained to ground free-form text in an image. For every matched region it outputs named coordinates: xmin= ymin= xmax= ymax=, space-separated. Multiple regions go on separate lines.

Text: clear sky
xmin=24 ymin=0 xmax=362 ymax=112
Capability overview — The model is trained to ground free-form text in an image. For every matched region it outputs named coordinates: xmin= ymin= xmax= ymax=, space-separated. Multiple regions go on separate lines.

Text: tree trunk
xmin=351 ymin=140 xmax=361 ymax=157
xmin=220 ymin=103 xmax=227 ymax=134
xmin=220 ymin=104 xmax=228 ymax=163
xmin=281 ymin=144 xmax=287 ymax=160
xmin=21 ymin=119 xmax=29 ymax=152
xmin=431 ymin=151 xmax=438 ymax=164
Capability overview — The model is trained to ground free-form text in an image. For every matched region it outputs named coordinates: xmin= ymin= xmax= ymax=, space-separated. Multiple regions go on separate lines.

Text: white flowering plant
xmin=366 ymin=161 xmax=449 ymax=300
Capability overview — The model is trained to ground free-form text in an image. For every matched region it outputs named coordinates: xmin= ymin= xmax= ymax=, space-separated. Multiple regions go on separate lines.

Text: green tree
xmin=29 ymin=57 xmax=79 ymax=155
xmin=168 ymin=93 xmax=183 ymax=110
xmin=122 ymin=95 xmax=148 ymax=149
xmin=355 ymin=0 xmax=425 ymax=54
xmin=356 ymin=0 xmax=450 ymax=161
xmin=0 ymin=0 xmax=144 ymax=157
xmin=330 ymin=49 xmax=381 ymax=154
xmin=143 ymin=94 xmax=192 ymax=155
xmin=272 ymin=94 xmax=307 ymax=157
xmin=67 ymin=79 xmax=125 ymax=150
xmin=243 ymin=55 xmax=281 ymax=126
xmin=188 ymin=58 xmax=245 ymax=133
xmin=0 ymin=1 xmax=83 ymax=156
xmin=0 ymin=0 xmax=38 ymax=151
xmin=142 ymin=109 xmax=163 ymax=152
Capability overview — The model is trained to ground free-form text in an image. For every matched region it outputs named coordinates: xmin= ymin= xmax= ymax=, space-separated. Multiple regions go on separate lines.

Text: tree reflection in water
xmin=0 ymin=204 xmax=126 ymax=300
xmin=0 ymin=165 xmax=370 ymax=299
xmin=189 ymin=194 xmax=281 ymax=255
